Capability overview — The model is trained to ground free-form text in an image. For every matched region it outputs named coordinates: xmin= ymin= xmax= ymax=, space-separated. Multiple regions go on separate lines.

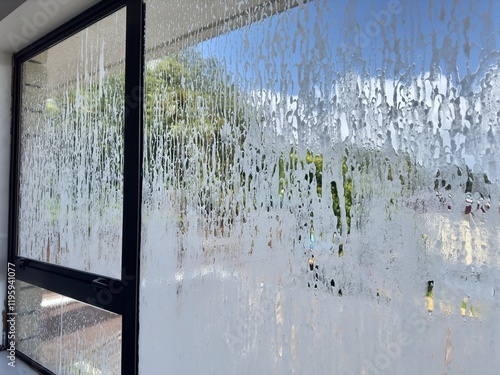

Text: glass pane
xmin=141 ymin=0 xmax=500 ymax=373
xmin=18 ymin=8 xmax=126 ymax=278
xmin=17 ymin=281 xmax=121 ymax=374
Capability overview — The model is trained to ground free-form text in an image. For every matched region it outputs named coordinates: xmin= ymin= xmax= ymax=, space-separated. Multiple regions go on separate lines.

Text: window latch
xmin=92 ymin=277 xmax=109 ymax=291
xmin=18 ymin=258 xmax=28 ymax=270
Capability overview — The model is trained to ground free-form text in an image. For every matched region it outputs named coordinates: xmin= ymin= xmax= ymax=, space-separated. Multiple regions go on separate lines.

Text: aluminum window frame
xmin=7 ymin=1 xmax=145 ymax=374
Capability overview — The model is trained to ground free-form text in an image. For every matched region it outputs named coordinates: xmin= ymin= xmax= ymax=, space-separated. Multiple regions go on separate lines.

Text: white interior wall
xmin=0 ymin=51 xmax=12 ymax=348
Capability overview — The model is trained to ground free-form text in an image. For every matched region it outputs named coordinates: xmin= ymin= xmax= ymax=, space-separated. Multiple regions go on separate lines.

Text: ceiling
xmin=0 ymin=0 xmax=100 ymax=54
xmin=0 ymin=0 xmax=26 ymax=22
xmin=0 ymin=0 xmax=289 ymax=56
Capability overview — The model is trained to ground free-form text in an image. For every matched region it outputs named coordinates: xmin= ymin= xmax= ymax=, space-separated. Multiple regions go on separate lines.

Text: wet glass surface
xmin=16 ymin=281 xmax=121 ymax=375
xmin=18 ymin=8 xmax=126 ymax=279
xmin=146 ymin=0 xmax=499 ymax=372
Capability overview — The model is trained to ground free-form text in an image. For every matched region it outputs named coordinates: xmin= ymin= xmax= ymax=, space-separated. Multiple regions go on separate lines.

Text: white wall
xmin=0 ymin=51 xmax=12 ymax=348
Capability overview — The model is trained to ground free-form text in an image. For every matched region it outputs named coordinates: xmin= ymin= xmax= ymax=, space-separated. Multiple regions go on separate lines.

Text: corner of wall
xmin=0 ymin=50 xmax=12 ymax=349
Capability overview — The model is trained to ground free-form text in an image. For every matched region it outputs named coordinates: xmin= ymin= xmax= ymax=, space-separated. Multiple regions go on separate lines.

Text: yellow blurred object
xmin=308 ymin=255 xmax=314 ymax=271
xmin=461 ymin=296 xmax=470 ymax=317
xmin=426 ymin=295 xmax=434 ymax=314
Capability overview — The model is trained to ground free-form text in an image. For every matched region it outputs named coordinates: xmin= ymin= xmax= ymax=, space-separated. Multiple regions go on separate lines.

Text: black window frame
xmin=7 ymin=0 xmax=145 ymax=374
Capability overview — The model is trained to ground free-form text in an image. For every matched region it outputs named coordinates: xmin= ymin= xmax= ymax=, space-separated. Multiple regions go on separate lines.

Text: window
xmin=8 ymin=0 xmax=500 ymax=374
xmin=9 ymin=1 xmax=140 ymax=374
xmin=18 ymin=6 xmax=126 ymax=279
xmin=16 ymin=281 xmax=121 ymax=374
xmin=140 ymin=0 xmax=500 ymax=373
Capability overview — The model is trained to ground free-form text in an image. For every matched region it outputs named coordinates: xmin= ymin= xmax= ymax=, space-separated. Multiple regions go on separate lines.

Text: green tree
xmin=144 ymin=51 xmax=251 ymax=220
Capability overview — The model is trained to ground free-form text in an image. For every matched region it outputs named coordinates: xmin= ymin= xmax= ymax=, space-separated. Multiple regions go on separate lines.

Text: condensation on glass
xmin=18 ymin=8 xmax=126 ymax=278
xmin=16 ymin=281 xmax=121 ymax=374
xmin=140 ymin=0 xmax=500 ymax=373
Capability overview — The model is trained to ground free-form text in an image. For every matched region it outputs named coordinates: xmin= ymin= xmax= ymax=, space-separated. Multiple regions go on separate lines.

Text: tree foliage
xmin=42 ymin=50 xmax=430 ymax=235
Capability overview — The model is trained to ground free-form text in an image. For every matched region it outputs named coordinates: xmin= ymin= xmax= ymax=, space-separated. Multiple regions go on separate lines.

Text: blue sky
xmin=196 ymin=0 xmax=500 ymax=94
